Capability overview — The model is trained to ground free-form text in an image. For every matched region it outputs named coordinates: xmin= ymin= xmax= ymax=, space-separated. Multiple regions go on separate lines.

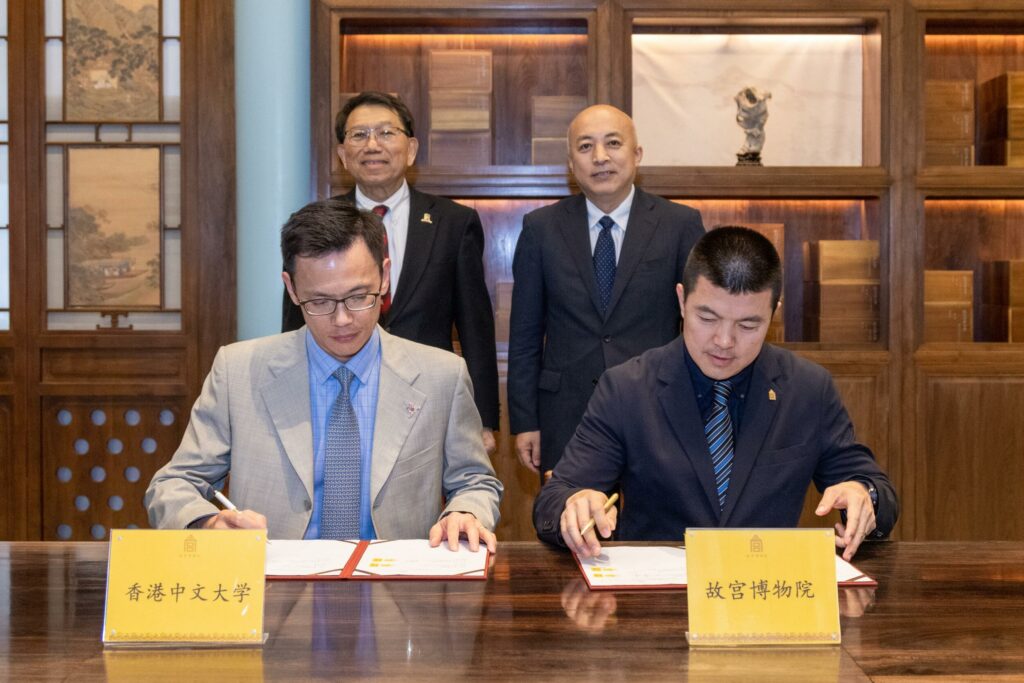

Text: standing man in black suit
xmin=508 ymin=104 xmax=705 ymax=477
xmin=283 ymin=92 xmax=499 ymax=451
xmin=533 ymin=227 xmax=898 ymax=561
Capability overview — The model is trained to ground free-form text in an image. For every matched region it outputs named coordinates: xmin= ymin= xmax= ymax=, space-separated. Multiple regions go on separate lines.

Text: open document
xmin=266 ymin=539 xmax=489 ymax=580
xmin=575 ymin=546 xmax=875 ymax=590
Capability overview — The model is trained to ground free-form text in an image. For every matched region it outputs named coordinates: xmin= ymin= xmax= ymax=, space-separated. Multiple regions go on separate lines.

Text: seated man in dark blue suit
xmin=533 ymin=227 xmax=897 ymax=561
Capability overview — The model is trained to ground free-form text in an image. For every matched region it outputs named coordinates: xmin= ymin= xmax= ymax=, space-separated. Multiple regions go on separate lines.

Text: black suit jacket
xmin=283 ymin=188 xmax=499 ymax=428
xmin=533 ymin=338 xmax=899 ymax=545
xmin=507 ymin=188 xmax=704 ymax=471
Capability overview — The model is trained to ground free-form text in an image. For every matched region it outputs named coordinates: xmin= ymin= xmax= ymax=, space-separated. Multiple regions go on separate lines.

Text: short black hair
xmin=280 ymin=199 xmax=386 ymax=279
xmin=334 ymin=91 xmax=415 ymax=144
xmin=682 ymin=226 xmax=782 ymax=310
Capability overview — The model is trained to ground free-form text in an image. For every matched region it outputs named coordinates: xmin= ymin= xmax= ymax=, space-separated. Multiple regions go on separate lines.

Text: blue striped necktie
xmin=705 ymin=380 xmax=735 ymax=510
xmin=321 ymin=366 xmax=361 ymax=539
xmin=593 ymin=215 xmax=616 ymax=313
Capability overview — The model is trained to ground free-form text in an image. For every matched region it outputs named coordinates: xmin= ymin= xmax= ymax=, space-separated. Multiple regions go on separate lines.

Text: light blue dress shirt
xmin=304 ymin=327 xmax=381 ymax=539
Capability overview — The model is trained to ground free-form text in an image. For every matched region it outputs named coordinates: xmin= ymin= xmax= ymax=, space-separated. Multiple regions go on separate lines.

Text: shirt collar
xmin=585 ymin=185 xmax=636 ymax=231
xmin=682 ymin=341 xmax=757 ymax=399
xmin=306 ymin=326 xmax=381 ymax=388
xmin=355 ymin=180 xmax=409 ymax=213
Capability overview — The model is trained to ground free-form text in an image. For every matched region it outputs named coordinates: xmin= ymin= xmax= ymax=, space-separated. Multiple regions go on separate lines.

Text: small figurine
xmin=735 ymin=86 xmax=772 ymax=166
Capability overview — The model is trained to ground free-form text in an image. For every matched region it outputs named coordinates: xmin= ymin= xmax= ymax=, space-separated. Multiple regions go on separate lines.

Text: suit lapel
xmin=557 ymin=195 xmax=605 ymax=316
xmin=657 ymin=340 xmax=722 ymax=516
xmin=720 ymin=349 xmax=782 ymax=525
xmin=260 ymin=331 xmax=315 ymax=502
xmin=370 ymin=330 xmax=426 ymax=506
xmin=387 ymin=189 xmax=436 ymax=323
xmin=605 ymin=189 xmax=658 ymax=316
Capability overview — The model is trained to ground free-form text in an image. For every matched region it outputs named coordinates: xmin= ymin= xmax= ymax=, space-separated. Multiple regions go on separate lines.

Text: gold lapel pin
xmin=768 ymin=389 xmax=777 ymax=401
xmin=421 ymin=213 xmax=432 ymax=224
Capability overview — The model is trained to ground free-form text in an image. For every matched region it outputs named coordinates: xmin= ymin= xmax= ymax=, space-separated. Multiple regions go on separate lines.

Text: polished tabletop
xmin=1 ymin=541 xmax=1023 ymax=681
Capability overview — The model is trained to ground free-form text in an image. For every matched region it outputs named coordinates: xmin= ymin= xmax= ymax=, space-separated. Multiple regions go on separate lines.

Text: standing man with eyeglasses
xmin=148 ymin=200 xmax=502 ymax=549
xmin=282 ymin=91 xmax=500 ymax=455
xmin=508 ymin=104 xmax=705 ymax=479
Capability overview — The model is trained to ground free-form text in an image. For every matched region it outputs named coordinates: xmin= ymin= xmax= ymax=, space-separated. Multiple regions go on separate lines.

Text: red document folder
xmin=266 ymin=539 xmax=490 ymax=581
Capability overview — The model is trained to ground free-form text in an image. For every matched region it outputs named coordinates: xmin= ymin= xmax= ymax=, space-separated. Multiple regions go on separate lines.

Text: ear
xmin=380 ymin=257 xmax=391 ymax=296
xmin=675 ymin=283 xmax=686 ymax=318
xmin=634 ymin=144 xmax=644 ymax=164
xmin=405 ymin=137 xmax=420 ymax=167
xmin=282 ymin=271 xmax=300 ymax=304
xmin=336 ymin=143 xmax=350 ymax=171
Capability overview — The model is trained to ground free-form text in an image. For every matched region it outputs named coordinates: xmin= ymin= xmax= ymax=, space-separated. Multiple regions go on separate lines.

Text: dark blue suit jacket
xmin=508 ymin=189 xmax=704 ymax=472
xmin=533 ymin=338 xmax=898 ymax=545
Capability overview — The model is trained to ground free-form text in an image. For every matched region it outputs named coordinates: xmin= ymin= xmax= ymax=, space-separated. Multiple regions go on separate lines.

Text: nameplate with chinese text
xmin=685 ymin=528 xmax=840 ymax=647
xmin=102 ymin=529 xmax=266 ymax=647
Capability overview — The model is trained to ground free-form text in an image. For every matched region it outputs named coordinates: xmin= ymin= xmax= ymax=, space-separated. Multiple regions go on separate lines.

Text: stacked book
xmin=981 ymin=261 xmax=1024 ymax=341
xmin=428 ymin=49 xmax=493 ymax=166
xmin=802 ymin=240 xmax=880 ymax=343
xmin=924 ymin=80 xmax=975 ymax=166
xmin=978 ymin=71 xmax=1024 ymax=167
xmin=923 ymin=270 xmax=973 ymax=342
xmin=531 ymin=95 xmax=587 ymax=165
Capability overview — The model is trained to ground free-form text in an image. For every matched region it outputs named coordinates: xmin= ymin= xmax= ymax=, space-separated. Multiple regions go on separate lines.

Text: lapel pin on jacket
xmin=768 ymin=388 xmax=777 ymax=401
xmin=405 ymin=401 xmax=419 ymax=417
xmin=421 ymin=213 xmax=432 ymax=224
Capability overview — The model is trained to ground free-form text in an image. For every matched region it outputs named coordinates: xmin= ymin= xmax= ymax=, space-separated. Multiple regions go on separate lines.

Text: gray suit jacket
xmin=145 ymin=328 xmax=502 ymax=539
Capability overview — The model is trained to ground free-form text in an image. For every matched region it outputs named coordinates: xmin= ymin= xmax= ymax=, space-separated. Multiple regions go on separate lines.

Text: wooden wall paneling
xmin=595 ymin=0 xmax=628 ymax=108
xmin=182 ymin=0 xmax=236 ymax=384
xmin=917 ymin=369 xmax=1024 ymax=540
xmin=7 ymin=0 xmax=46 ymax=540
xmin=41 ymin=399 xmax=188 ymax=540
xmin=456 ymin=198 xmax=557 ymax=541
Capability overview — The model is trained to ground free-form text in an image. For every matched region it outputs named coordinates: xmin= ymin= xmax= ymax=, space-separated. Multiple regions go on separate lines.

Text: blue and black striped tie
xmin=705 ymin=380 xmax=734 ymax=510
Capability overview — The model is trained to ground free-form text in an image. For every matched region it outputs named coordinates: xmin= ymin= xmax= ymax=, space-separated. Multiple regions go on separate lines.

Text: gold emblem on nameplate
xmin=421 ymin=213 xmax=432 ymax=224
xmin=768 ymin=389 xmax=777 ymax=401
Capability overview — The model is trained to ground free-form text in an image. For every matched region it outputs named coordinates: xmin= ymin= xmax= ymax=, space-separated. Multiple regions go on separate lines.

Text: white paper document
xmin=265 ymin=539 xmax=358 ymax=577
xmin=577 ymin=546 xmax=688 ymax=588
xmin=576 ymin=545 xmax=875 ymax=590
xmin=352 ymin=539 xmax=488 ymax=578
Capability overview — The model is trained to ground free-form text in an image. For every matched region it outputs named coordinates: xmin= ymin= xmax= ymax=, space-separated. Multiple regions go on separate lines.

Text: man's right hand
xmin=514 ymin=431 xmax=541 ymax=472
xmin=560 ymin=489 xmax=617 ymax=558
xmin=201 ymin=509 xmax=267 ymax=529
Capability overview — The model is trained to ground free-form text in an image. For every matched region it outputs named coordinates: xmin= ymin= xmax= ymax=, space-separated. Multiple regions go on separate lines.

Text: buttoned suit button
xmin=592 ymin=378 xmax=599 ymax=386
xmin=602 ymin=335 xmax=611 ymax=343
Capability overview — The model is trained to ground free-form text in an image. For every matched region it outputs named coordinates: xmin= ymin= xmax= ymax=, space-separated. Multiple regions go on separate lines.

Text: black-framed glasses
xmin=298 ymin=292 xmax=381 ymax=315
xmin=343 ymin=126 xmax=409 ymax=146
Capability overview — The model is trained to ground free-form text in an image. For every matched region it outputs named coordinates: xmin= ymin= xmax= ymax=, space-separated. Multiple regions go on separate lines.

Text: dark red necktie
xmin=372 ymin=204 xmax=391 ymax=315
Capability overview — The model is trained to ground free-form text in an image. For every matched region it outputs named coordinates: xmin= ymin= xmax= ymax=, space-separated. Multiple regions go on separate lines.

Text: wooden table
xmin=1 ymin=541 xmax=1023 ymax=681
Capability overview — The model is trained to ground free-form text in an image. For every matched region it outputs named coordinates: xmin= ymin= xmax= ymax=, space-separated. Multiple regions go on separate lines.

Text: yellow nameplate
xmin=685 ymin=528 xmax=840 ymax=647
xmin=103 ymin=529 xmax=266 ymax=647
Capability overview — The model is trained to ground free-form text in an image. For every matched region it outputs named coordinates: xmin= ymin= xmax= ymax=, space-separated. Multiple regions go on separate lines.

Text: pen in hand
xmin=579 ymin=493 xmax=619 ymax=537
xmin=213 ymin=490 xmax=237 ymax=510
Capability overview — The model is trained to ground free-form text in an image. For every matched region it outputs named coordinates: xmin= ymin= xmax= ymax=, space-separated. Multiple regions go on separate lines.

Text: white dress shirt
xmin=584 ymin=185 xmax=635 ymax=262
xmin=355 ymin=181 xmax=411 ymax=298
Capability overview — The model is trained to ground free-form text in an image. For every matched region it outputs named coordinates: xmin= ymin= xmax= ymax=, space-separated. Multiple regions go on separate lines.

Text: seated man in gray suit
xmin=533 ymin=227 xmax=897 ymax=561
xmin=147 ymin=199 xmax=503 ymax=551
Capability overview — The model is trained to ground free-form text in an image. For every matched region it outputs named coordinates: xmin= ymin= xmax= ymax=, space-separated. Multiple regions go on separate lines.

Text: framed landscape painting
xmin=66 ymin=146 xmax=161 ymax=309
xmin=64 ymin=0 xmax=161 ymax=121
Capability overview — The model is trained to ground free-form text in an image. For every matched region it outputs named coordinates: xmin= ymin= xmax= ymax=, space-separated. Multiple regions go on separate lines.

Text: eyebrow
xmin=303 ymin=282 xmax=375 ymax=298
xmin=695 ymin=304 xmax=765 ymax=323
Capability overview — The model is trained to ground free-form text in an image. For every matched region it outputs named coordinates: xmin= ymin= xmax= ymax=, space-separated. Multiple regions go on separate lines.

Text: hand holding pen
xmin=202 ymin=490 xmax=267 ymax=530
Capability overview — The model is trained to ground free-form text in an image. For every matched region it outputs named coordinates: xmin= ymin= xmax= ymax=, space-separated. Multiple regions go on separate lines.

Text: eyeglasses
xmin=343 ymin=126 xmax=409 ymax=147
xmin=298 ymin=292 xmax=381 ymax=315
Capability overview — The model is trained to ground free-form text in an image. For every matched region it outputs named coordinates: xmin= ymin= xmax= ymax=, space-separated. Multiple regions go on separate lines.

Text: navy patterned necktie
xmin=593 ymin=215 xmax=616 ymax=313
xmin=321 ymin=366 xmax=361 ymax=539
xmin=705 ymin=380 xmax=735 ymax=510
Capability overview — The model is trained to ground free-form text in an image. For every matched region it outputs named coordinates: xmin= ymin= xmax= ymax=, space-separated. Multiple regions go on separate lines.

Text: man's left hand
xmin=429 ymin=511 xmax=497 ymax=553
xmin=815 ymin=481 xmax=876 ymax=561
